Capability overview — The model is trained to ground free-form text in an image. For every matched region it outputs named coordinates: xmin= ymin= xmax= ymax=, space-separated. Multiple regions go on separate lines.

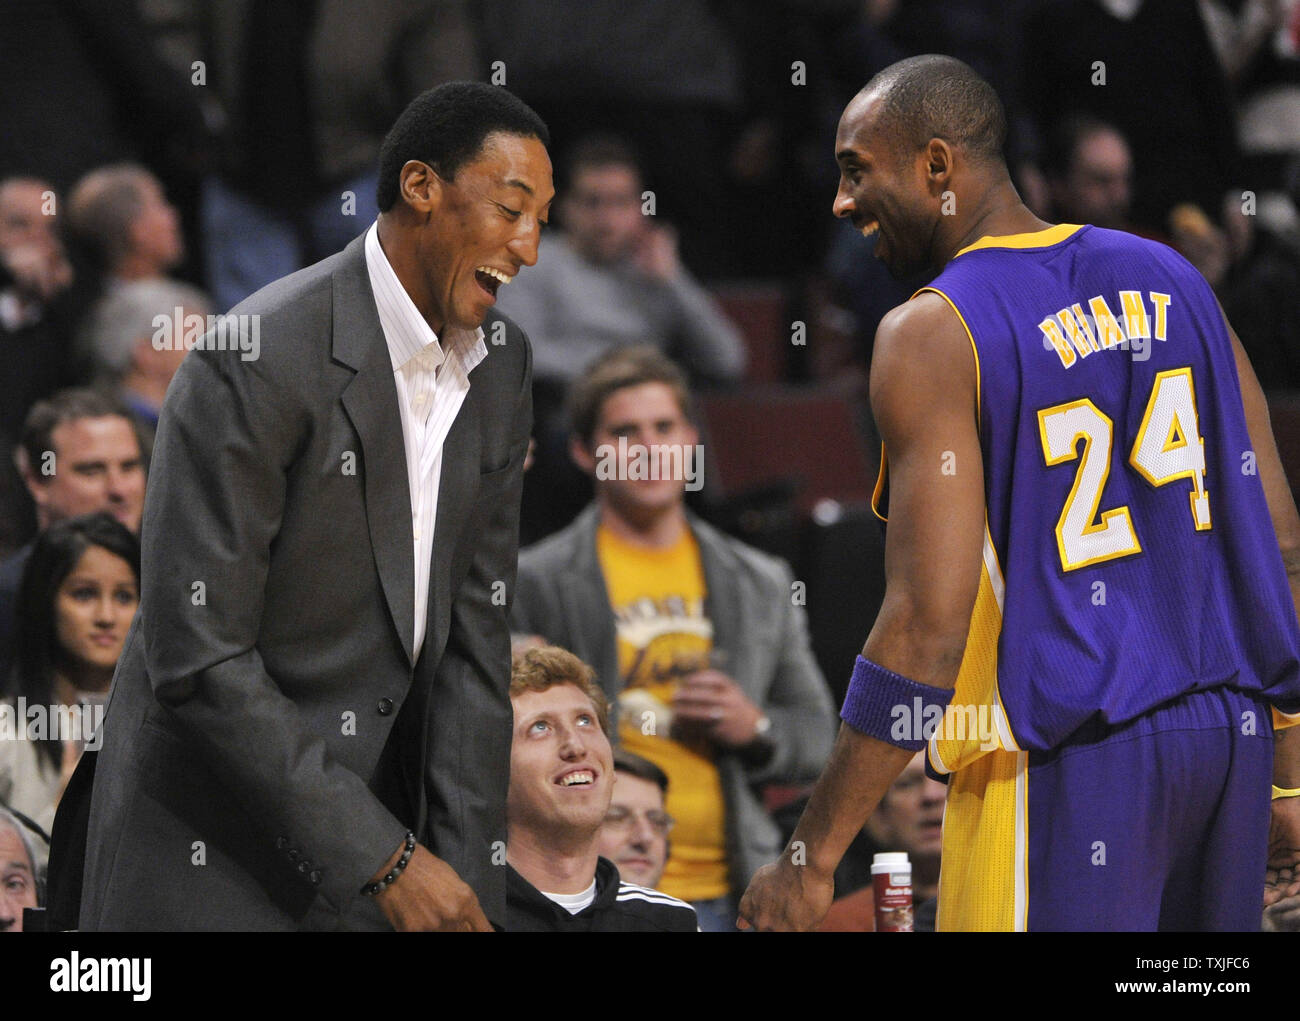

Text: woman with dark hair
xmin=0 ymin=512 xmax=139 ymax=838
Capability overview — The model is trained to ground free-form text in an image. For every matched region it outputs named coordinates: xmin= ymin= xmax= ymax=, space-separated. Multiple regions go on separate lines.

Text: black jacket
xmin=507 ymin=858 xmax=698 ymax=932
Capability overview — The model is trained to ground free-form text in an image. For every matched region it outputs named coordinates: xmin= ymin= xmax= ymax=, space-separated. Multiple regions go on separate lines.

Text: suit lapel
xmin=333 ymin=236 xmax=416 ymax=666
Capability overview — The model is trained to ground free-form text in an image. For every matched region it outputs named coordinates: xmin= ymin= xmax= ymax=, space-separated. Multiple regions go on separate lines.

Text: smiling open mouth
xmin=558 ymin=770 xmax=594 ymax=787
xmin=475 ymin=266 xmax=510 ymax=299
xmin=859 ymin=220 xmax=879 ymax=238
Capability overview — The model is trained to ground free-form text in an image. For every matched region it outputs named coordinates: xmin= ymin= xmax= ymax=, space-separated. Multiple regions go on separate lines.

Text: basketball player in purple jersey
xmin=739 ymin=55 xmax=1300 ymax=931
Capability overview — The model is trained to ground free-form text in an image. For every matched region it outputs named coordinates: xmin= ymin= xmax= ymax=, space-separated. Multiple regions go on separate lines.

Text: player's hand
xmin=1263 ymin=893 xmax=1300 ymax=931
xmin=737 ymin=858 xmax=834 ymax=932
xmin=672 ymin=669 xmax=764 ymax=749
xmin=372 ymin=844 xmax=493 ymax=932
xmin=1266 ymin=795 xmax=1300 ymax=908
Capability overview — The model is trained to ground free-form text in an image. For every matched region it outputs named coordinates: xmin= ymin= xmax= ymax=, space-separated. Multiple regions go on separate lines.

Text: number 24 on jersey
xmin=1037 ymin=367 xmax=1211 ymax=572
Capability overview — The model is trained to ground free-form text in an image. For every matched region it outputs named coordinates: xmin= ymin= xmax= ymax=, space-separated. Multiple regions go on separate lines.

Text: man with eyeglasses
xmin=597 ymin=750 xmax=674 ymax=890
xmin=506 ymin=646 xmax=697 ymax=931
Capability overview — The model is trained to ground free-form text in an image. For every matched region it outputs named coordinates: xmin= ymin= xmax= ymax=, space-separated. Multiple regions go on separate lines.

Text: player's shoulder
xmin=1078 ymin=224 xmax=1203 ymax=275
xmin=876 ymin=289 xmax=968 ymax=356
xmin=871 ymin=290 xmax=973 ymax=396
xmin=612 ymin=880 xmax=699 ymax=932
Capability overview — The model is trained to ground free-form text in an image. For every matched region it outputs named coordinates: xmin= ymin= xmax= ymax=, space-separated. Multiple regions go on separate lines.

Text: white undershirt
xmin=540 ymin=880 xmax=598 ymax=915
xmin=364 ymin=222 xmax=488 ymax=658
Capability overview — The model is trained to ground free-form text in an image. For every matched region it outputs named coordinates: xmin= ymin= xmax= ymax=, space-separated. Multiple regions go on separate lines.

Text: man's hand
xmin=737 ymin=858 xmax=834 ymax=932
xmin=672 ymin=669 xmax=764 ymax=748
xmin=372 ymin=843 xmax=493 ymax=932
xmin=1 ymin=241 xmax=73 ymax=302
xmin=1266 ymin=795 xmax=1300 ymax=909
xmin=630 ymin=223 xmax=682 ymax=284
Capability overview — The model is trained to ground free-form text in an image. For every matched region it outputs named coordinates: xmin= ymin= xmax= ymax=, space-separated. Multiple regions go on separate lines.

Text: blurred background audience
xmin=0 ymin=391 xmax=145 ymax=687
xmin=79 ymin=278 xmax=211 ymax=441
xmin=497 ymin=135 xmax=747 ymax=540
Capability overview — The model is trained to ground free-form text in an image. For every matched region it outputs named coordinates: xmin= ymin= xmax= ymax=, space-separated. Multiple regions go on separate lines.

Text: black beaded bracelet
xmin=362 ymin=831 xmax=416 ymax=896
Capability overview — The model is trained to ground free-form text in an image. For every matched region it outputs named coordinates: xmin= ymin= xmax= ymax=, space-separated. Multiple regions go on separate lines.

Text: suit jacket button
xmin=276 ymin=836 xmax=290 ymax=850
xmin=287 ymin=849 xmax=300 ymax=863
xmin=309 ymin=870 xmax=323 ymax=886
xmin=297 ymin=860 xmax=311 ymax=874
xmin=377 ymin=698 xmax=394 ymax=716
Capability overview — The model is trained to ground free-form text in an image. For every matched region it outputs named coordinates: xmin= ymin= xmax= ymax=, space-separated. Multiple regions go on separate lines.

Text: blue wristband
xmin=840 ymin=656 xmax=955 ymax=751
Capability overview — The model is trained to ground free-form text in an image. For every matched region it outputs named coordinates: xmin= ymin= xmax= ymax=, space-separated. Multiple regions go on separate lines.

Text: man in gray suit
xmin=509 ymin=347 xmax=835 ymax=929
xmin=76 ymin=83 xmax=554 ymax=930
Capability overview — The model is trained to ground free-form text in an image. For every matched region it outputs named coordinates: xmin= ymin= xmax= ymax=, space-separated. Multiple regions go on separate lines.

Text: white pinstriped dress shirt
xmin=364 ymin=222 xmax=488 ymax=659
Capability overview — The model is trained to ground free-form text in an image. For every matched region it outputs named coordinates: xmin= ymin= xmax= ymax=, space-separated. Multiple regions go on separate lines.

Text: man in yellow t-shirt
xmin=511 ymin=346 xmax=836 ymax=929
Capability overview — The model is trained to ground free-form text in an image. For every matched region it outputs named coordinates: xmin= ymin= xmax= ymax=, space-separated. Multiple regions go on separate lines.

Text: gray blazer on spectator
xmin=510 ymin=504 xmax=836 ymax=896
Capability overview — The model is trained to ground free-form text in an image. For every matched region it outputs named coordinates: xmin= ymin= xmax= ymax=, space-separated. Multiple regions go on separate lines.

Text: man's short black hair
xmin=376 ymin=81 xmax=550 ymax=212
xmin=863 ymin=54 xmax=1007 ymax=166
xmin=612 ymin=749 xmax=669 ymax=794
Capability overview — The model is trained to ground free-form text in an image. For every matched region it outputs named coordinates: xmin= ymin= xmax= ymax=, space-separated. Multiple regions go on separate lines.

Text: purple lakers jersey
xmin=876 ymin=224 xmax=1300 ymax=771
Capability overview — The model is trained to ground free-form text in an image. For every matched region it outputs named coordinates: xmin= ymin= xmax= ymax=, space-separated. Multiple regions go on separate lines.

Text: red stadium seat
xmin=708 ymin=282 xmax=790 ymax=383
xmin=697 ymin=385 xmax=876 ymax=517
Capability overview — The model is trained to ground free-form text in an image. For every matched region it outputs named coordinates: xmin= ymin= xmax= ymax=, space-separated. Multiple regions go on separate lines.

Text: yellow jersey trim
xmin=936 ymin=748 xmax=1029 ymax=931
xmin=871 ymin=442 xmax=889 ymax=524
xmin=954 ymin=223 xmax=1085 ymax=259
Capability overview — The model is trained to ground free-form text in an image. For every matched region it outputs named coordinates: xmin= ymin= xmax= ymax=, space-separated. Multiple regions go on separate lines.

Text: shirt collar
xmin=364 ymin=220 xmax=486 ymax=373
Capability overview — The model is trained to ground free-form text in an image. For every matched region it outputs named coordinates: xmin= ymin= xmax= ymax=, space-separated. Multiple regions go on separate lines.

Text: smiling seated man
xmin=506 ymin=645 xmax=697 ymax=931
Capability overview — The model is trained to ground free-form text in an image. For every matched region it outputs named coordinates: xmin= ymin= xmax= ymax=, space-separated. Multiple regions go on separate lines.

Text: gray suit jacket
xmin=510 ymin=505 xmax=836 ymax=895
xmin=80 ymin=233 xmax=531 ymax=930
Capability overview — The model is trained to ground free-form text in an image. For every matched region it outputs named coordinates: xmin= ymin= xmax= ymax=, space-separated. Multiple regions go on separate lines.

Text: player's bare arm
xmin=1224 ymin=310 xmax=1300 ymax=906
xmin=738 ymin=292 xmax=985 ymax=931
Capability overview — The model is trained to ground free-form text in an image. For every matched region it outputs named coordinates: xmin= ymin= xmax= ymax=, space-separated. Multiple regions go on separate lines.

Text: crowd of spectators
xmin=5 ymin=0 xmax=1300 ymax=932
